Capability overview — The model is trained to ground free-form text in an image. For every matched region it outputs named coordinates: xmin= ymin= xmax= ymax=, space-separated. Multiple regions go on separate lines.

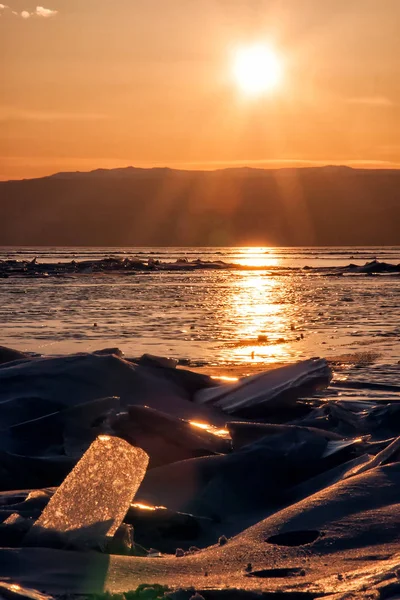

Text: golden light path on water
xmin=235 ymin=247 xmax=280 ymax=268
xmin=217 ymin=249 xmax=296 ymax=365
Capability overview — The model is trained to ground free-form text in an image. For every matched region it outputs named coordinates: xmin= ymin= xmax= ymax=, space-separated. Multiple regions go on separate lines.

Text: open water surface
xmin=0 ymin=246 xmax=399 ymax=384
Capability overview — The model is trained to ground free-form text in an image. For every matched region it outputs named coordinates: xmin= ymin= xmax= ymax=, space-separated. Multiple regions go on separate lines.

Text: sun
xmin=233 ymin=44 xmax=283 ymax=97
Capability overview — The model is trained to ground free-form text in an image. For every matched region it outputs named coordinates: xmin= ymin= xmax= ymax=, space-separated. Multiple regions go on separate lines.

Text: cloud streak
xmin=1 ymin=4 xmax=57 ymax=18
xmin=35 ymin=6 xmax=57 ymax=17
xmin=0 ymin=107 xmax=109 ymax=122
xmin=346 ymin=96 xmax=395 ymax=107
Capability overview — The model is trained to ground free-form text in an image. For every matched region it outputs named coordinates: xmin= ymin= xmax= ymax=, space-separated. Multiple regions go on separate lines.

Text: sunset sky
xmin=1 ymin=0 xmax=400 ymax=180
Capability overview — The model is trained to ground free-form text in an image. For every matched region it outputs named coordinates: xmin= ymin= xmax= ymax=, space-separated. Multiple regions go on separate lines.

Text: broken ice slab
xmin=111 ymin=405 xmax=230 ymax=468
xmin=344 ymin=435 xmax=400 ymax=479
xmin=0 ymin=582 xmax=54 ymax=600
xmin=2 ymin=396 xmax=121 ymax=458
xmin=125 ymin=502 xmax=214 ymax=553
xmin=194 ymin=358 xmax=332 ymax=418
xmin=0 ymin=513 xmax=34 ymax=547
xmin=227 ymin=421 xmax=344 ymax=450
xmin=24 ymin=435 xmax=149 ymax=550
xmin=0 ymin=346 xmax=31 ymax=366
xmin=0 ymin=449 xmax=77 ymax=491
xmin=137 ymin=353 xmax=178 ymax=369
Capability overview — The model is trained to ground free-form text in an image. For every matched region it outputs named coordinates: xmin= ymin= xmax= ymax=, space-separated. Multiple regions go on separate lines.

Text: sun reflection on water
xmin=220 ymin=270 xmax=295 ymax=364
xmin=235 ymin=247 xmax=280 ymax=268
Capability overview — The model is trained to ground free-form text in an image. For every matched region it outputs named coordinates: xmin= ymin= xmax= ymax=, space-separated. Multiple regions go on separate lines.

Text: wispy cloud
xmin=346 ymin=96 xmax=395 ymax=107
xmin=0 ymin=107 xmax=109 ymax=122
xmin=1 ymin=4 xmax=57 ymax=18
xmin=35 ymin=6 xmax=57 ymax=17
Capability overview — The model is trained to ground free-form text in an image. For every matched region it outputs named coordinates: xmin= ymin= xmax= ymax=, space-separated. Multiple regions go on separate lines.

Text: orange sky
xmin=1 ymin=0 xmax=400 ymax=180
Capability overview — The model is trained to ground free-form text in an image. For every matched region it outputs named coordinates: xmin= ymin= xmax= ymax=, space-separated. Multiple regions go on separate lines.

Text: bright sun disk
xmin=233 ymin=44 xmax=282 ymax=96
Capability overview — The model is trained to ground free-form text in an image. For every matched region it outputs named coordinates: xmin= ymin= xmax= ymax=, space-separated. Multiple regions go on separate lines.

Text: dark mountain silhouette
xmin=0 ymin=166 xmax=399 ymax=246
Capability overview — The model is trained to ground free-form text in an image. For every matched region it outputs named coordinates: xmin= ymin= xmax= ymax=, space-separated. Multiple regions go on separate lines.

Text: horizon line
xmin=2 ymin=160 xmax=400 ymax=183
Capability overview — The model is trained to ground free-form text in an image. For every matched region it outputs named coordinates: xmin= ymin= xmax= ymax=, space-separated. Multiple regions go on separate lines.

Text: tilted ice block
xmin=24 ymin=435 xmax=149 ymax=550
xmin=194 ymin=358 xmax=332 ymax=415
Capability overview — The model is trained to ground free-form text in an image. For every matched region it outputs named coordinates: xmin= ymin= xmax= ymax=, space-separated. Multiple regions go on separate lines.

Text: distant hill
xmin=0 ymin=166 xmax=399 ymax=246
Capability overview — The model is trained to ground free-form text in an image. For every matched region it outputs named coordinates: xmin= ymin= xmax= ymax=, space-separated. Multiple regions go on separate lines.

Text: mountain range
xmin=0 ymin=166 xmax=399 ymax=246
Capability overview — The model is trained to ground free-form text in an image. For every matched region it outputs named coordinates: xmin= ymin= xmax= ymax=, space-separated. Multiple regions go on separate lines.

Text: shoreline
xmin=1 ymin=256 xmax=400 ymax=278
